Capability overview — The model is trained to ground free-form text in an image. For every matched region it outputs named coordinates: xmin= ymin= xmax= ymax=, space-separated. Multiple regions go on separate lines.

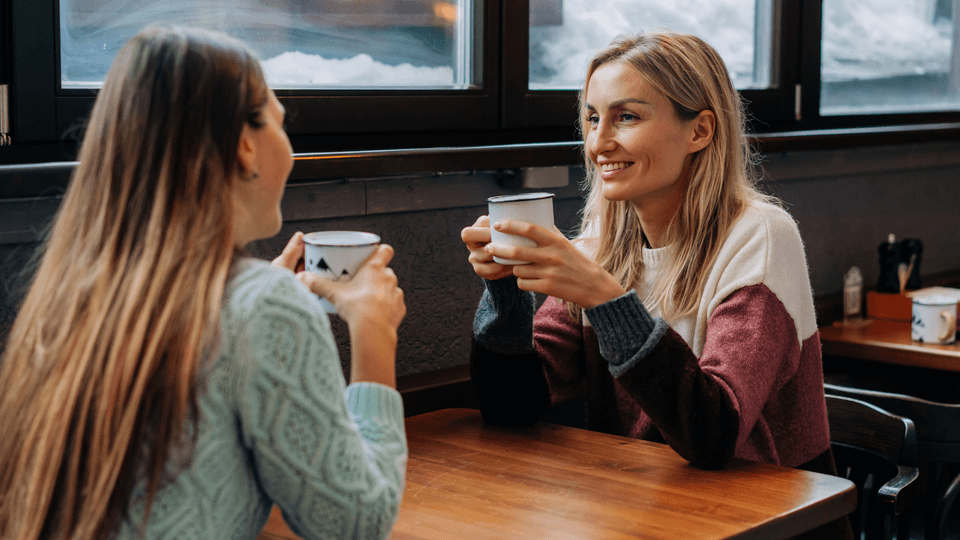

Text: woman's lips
xmin=599 ymin=161 xmax=634 ymax=178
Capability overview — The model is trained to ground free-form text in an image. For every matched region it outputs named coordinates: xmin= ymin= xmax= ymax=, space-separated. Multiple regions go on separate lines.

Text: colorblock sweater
xmin=116 ymin=259 xmax=407 ymax=540
xmin=471 ymin=201 xmax=851 ymax=538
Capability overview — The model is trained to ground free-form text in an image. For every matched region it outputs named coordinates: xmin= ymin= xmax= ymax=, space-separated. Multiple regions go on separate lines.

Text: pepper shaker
xmin=877 ymin=233 xmax=901 ymax=293
xmin=899 ymin=238 xmax=923 ymax=290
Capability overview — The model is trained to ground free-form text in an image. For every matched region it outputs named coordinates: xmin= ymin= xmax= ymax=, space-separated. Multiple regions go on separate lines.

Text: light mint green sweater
xmin=116 ymin=259 xmax=407 ymax=540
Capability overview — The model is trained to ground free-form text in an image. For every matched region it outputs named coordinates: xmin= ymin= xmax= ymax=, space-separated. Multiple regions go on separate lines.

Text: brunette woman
xmin=462 ymin=31 xmax=851 ymax=539
xmin=0 ymin=27 xmax=406 ymax=540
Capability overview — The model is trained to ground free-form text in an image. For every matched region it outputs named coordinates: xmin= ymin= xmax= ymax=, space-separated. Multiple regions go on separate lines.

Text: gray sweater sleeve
xmin=473 ymin=276 xmax=537 ymax=355
xmin=583 ymin=290 xmax=670 ymax=378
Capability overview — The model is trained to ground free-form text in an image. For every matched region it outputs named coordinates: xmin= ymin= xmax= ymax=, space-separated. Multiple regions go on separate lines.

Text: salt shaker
xmin=843 ymin=266 xmax=863 ymax=324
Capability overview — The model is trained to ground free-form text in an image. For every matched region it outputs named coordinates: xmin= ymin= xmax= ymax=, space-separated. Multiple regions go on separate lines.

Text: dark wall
xmin=2 ymin=140 xmax=959 ymax=379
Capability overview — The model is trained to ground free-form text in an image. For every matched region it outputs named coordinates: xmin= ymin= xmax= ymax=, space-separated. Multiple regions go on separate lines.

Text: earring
xmin=248 ymin=167 xmax=260 ymax=180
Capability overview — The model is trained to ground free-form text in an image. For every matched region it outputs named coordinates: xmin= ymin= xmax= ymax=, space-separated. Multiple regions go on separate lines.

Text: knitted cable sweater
xmin=116 ymin=258 xmax=407 ymax=540
xmin=471 ymin=200 xmax=852 ymax=539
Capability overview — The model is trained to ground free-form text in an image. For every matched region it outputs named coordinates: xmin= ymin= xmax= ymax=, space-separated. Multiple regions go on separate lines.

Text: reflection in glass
xmin=59 ymin=0 xmax=477 ymax=90
xmin=529 ymin=0 xmax=770 ymax=91
xmin=821 ymin=0 xmax=960 ymax=115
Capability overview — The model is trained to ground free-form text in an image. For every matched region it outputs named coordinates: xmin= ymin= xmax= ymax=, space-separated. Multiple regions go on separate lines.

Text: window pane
xmin=59 ymin=0 xmax=478 ymax=90
xmin=529 ymin=0 xmax=772 ymax=90
xmin=822 ymin=0 xmax=960 ymax=115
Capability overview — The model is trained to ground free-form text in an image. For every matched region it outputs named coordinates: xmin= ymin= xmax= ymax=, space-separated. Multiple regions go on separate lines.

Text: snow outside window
xmin=58 ymin=0 xmax=476 ymax=90
xmin=821 ymin=0 xmax=960 ymax=115
xmin=529 ymin=0 xmax=772 ymax=91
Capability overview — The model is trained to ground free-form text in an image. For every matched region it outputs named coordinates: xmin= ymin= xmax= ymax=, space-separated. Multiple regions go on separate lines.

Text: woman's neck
xmin=633 ymin=199 xmax=680 ymax=249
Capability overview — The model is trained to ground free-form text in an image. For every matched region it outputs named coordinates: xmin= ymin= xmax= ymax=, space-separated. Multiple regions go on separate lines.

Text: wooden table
xmin=259 ymin=408 xmax=855 ymax=540
xmin=819 ymin=319 xmax=960 ymax=372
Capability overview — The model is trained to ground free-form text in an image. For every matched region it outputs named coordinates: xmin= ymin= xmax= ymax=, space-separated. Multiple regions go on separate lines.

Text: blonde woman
xmin=463 ymin=31 xmax=851 ymax=539
xmin=0 ymin=27 xmax=406 ymax=540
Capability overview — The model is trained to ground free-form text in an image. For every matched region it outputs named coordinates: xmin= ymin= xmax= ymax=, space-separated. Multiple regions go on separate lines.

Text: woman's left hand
xmin=272 ymin=231 xmax=306 ymax=273
xmin=485 ymin=220 xmax=627 ymax=309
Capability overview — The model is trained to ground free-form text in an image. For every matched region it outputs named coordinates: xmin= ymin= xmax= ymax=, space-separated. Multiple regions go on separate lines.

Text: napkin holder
xmin=867 ymin=287 xmax=960 ymax=323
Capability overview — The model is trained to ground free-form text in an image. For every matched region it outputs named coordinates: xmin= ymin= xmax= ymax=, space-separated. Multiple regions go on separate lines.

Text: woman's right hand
xmin=461 ymin=215 xmax=514 ymax=281
xmin=297 ymin=244 xmax=405 ymax=387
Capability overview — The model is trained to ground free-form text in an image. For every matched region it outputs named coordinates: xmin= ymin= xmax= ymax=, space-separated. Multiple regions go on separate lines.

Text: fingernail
xmin=494 ymin=221 xmax=503 ymax=230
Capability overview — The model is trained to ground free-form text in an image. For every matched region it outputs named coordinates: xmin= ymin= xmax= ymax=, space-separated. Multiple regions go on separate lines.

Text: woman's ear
xmin=688 ymin=109 xmax=716 ymax=154
xmin=236 ymin=125 xmax=257 ymax=178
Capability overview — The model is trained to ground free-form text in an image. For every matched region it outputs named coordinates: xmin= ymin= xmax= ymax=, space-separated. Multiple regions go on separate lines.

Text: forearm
xmin=470 ymin=276 xmax=550 ymax=425
xmin=615 ymin=329 xmax=740 ymax=469
xmin=586 ymin=291 xmax=740 ymax=469
xmin=470 ymin=338 xmax=550 ymax=426
xmin=474 ymin=276 xmax=537 ymax=354
xmin=349 ymin=318 xmax=398 ymax=389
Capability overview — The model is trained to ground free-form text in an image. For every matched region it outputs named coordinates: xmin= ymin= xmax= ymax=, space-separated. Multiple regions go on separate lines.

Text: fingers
xmin=364 ymin=244 xmax=395 ymax=269
xmin=373 ymin=244 xmax=395 ymax=265
xmin=461 ymin=224 xmax=492 ymax=247
xmin=271 ymin=231 xmax=305 ymax=271
xmin=483 ymin=241 xmax=537 ymax=266
xmin=296 ymin=270 xmax=336 ymax=299
xmin=470 ymin=256 xmax=514 ymax=281
xmin=491 ymin=219 xmax=556 ymax=245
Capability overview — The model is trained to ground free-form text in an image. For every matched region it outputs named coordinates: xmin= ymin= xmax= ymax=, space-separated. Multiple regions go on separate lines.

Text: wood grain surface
xmin=259 ymin=408 xmax=855 ymax=540
xmin=820 ymin=319 xmax=960 ymax=372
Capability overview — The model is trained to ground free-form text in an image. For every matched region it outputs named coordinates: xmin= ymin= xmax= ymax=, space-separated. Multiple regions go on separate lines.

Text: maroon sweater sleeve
xmin=591 ymin=284 xmax=803 ymax=470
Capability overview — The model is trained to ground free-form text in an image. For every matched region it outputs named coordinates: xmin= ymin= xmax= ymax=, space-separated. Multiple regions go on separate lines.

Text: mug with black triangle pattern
xmin=303 ymin=231 xmax=381 ymax=314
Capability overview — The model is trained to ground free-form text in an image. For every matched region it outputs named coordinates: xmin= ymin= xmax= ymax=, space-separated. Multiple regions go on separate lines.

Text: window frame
xmin=3 ymin=0 xmax=960 ymax=161
xmin=12 ymin=0 xmax=504 ymax=147
xmin=796 ymin=0 xmax=960 ymax=131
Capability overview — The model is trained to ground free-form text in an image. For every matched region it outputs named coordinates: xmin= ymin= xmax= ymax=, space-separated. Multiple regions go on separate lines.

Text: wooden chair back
xmin=825 ymin=383 xmax=960 ymax=539
xmin=826 ymin=394 xmax=919 ymax=540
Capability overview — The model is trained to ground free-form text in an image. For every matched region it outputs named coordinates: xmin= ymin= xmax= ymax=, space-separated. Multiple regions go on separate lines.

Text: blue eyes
xmin=585 ymin=112 xmax=639 ymax=125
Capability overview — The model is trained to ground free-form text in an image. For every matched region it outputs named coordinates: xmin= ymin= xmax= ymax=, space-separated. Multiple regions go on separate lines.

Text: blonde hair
xmin=0 ymin=27 xmax=268 ymax=539
xmin=571 ymin=30 xmax=776 ymax=321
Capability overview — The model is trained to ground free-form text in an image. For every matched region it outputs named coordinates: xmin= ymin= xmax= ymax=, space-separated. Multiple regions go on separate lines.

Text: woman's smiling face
xmin=583 ymin=61 xmax=701 ymax=210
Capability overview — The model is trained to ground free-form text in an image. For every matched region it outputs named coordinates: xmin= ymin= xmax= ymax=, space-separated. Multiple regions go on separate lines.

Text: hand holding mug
xmin=461 ymin=215 xmax=514 ymax=281
xmin=272 ymin=232 xmax=306 ymax=273
xmin=485 ymin=219 xmax=626 ymax=309
xmin=298 ymin=244 xmax=406 ymax=331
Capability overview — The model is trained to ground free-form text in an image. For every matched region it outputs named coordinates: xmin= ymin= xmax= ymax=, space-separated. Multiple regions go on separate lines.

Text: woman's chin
xmin=600 ymin=186 xmax=631 ymax=203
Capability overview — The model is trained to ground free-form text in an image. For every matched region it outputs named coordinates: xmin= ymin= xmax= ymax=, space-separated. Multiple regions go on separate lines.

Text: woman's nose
xmin=588 ymin=121 xmax=617 ymax=155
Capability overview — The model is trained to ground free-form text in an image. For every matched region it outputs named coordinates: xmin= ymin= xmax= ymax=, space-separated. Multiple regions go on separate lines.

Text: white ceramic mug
xmin=303 ymin=231 xmax=380 ymax=314
xmin=911 ymin=295 xmax=958 ymax=344
xmin=487 ymin=192 xmax=555 ymax=265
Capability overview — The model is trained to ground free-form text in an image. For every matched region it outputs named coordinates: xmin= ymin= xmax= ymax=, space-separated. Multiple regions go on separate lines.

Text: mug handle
xmin=939 ymin=310 xmax=957 ymax=341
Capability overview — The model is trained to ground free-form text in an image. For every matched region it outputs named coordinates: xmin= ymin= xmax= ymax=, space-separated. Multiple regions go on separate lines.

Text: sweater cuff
xmin=344 ymin=382 xmax=406 ymax=427
xmin=473 ymin=276 xmax=536 ymax=355
xmin=584 ymin=290 xmax=670 ymax=377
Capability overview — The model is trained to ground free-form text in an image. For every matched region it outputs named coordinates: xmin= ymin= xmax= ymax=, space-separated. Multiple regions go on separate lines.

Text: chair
xmin=826 ymin=394 xmax=920 ymax=540
xmin=826 ymin=383 xmax=960 ymax=540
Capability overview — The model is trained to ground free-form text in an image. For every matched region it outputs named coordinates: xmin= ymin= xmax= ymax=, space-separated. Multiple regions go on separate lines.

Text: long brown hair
xmin=0 ymin=27 xmax=268 ymax=539
xmin=571 ymin=31 xmax=775 ymax=321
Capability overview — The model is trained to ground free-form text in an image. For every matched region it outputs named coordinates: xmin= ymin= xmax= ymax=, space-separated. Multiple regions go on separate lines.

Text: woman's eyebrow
xmin=584 ymin=98 xmax=650 ymax=111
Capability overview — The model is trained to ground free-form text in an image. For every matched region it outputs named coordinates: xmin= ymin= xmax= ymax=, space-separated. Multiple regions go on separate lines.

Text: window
xmin=59 ymin=0 xmax=479 ymax=90
xmin=529 ymin=0 xmax=773 ymax=91
xmin=504 ymin=0 xmax=797 ymax=129
xmin=821 ymin=0 xmax=960 ymax=115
